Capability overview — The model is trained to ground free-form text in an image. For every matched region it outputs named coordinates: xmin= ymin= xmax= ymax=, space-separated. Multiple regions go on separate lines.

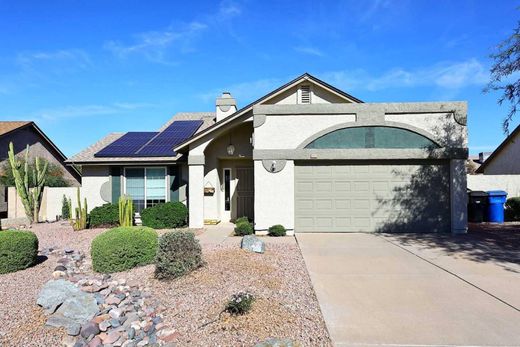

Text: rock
xmin=93 ymin=314 xmax=111 ymax=324
xmin=158 ymin=328 xmax=180 ymax=342
xmin=255 ymin=338 xmax=298 ymax=347
xmin=241 ymin=235 xmax=265 ymax=253
xmin=110 ymin=318 xmax=121 ymax=328
xmin=86 ymin=336 xmax=102 ymax=347
xmin=99 ymin=319 xmax=111 ymax=332
xmin=65 ymin=248 xmax=74 ymax=254
xmin=53 ymin=270 xmax=67 ymax=279
xmin=127 ymin=327 xmax=136 ymax=339
xmin=80 ymin=322 xmax=100 ymax=338
xmin=66 ymin=323 xmax=81 ymax=336
xmin=109 ymin=308 xmax=123 ymax=319
xmin=62 ymin=335 xmax=77 ymax=347
xmin=55 ymin=265 xmax=68 ymax=272
xmin=37 ymin=279 xmax=79 ymax=314
xmin=101 ymin=330 xmax=121 ymax=344
xmin=106 ymin=295 xmax=122 ymax=305
xmin=46 ymin=290 xmax=99 ymax=332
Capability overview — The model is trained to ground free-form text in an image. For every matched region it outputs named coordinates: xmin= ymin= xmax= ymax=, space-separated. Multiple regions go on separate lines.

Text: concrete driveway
xmin=297 ymin=232 xmax=520 ymax=347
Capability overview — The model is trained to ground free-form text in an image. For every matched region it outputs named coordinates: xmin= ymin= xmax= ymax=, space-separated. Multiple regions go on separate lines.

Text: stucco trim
xmin=296 ymin=121 xmax=443 ymax=149
xmin=188 ymin=155 xmax=205 ymax=165
xmin=254 ymin=114 xmax=266 ymax=128
xmin=254 ymin=101 xmax=467 ymax=117
xmin=254 ymin=148 xmax=468 ymax=160
xmin=261 ymin=159 xmax=287 ymax=173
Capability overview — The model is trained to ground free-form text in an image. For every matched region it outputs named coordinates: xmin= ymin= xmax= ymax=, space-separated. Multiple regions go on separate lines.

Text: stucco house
xmin=476 ymin=124 xmax=520 ymax=175
xmin=0 ymin=121 xmax=81 ymax=218
xmin=68 ymin=73 xmax=468 ymax=234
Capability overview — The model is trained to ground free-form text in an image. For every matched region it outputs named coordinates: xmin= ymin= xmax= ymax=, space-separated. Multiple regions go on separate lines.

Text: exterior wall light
xmin=227 ymin=144 xmax=235 ymax=156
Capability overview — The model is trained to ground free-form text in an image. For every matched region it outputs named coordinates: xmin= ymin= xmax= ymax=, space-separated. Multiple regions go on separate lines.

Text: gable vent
xmin=300 ymin=85 xmax=311 ymax=104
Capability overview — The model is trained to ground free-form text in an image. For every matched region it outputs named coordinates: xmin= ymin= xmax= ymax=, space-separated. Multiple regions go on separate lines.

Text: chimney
xmin=216 ymin=92 xmax=237 ymax=122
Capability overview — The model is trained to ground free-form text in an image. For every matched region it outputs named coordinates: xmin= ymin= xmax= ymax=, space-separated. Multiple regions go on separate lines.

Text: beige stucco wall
xmin=479 ymin=134 xmax=520 ymax=174
xmin=81 ymin=166 xmax=110 ymax=211
xmin=468 ymin=175 xmax=520 ymax=198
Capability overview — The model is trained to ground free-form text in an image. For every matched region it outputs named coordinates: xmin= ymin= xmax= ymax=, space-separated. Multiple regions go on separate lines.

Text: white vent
xmin=300 ymin=85 xmax=311 ymax=104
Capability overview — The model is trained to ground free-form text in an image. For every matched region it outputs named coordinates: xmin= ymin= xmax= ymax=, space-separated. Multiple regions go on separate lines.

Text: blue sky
xmin=0 ymin=0 xmax=518 ymax=156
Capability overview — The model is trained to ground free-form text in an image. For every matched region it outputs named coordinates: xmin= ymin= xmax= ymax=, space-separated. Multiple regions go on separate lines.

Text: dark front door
xmin=235 ymin=166 xmax=254 ymax=221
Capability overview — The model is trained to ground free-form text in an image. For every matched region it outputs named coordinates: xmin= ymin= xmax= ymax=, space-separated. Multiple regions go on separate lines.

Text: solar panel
xmin=95 ymin=132 xmax=158 ymax=157
xmin=136 ymin=120 xmax=203 ymax=156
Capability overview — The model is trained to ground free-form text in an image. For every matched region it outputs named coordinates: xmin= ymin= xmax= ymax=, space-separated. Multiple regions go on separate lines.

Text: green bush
xmin=505 ymin=197 xmax=520 ymax=221
xmin=91 ymin=226 xmax=158 ymax=273
xmin=235 ymin=216 xmax=249 ymax=224
xmin=268 ymin=224 xmax=286 ymax=237
xmin=0 ymin=230 xmax=39 ymax=274
xmin=225 ymin=292 xmax=255 ymax=315
xmin=155 ymin=231 xmax=203 ymax=280
xmin=141 ymin=202 xmax=188 ymax=229
xmin=89 ymin=203 xmax=119 ymax=228
xmin=234 ymin=221 xmax=254 ymax=236
xmin=61 ymin=195 xmax=71 ymax=220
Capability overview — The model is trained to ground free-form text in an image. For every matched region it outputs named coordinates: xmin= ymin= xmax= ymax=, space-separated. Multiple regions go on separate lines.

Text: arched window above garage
xmin=305 ymin=126 xmax=439 ymax=149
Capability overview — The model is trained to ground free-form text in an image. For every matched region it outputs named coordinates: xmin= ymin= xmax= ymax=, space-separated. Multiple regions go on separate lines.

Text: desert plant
xmin=0 ymin=230 xmax=39 ymax=274
xmin=61 ymin=195 xmax=71 ymax=220
xmin=119 ymin=195 xmax=134 ymax=227
xmin=235 ymin=216 xmax=249 ymax=224
xmin=91 ymin=226 xmax=158 ymax=273
xmin=225 ymin=292 xmax=255 ymax=315
xmin=155 ymin=231 xmax=203 ymax=280
xmin=268 ymin=224 xmax=286 ymax=237
xmin=0 ymin=158 xmax=69 ymax=187
xmin=72 ymin=187 xmax=88 ymax=231
xmin=505 ymin=197 xmax=520 ymax=221
xmin=141 ymin=202 xmax=188 ymax=229
xmin=234 ymin=221 xmax=253 ymax=236
xmin=7 ymin=142 xmax=48 ymax=223
xmin=89 ymin=203 xmax=119 ymax=228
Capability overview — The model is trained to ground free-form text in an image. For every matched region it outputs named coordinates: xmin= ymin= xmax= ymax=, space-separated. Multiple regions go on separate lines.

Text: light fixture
xmin=227 ymin=144 xmax=235 ymax=156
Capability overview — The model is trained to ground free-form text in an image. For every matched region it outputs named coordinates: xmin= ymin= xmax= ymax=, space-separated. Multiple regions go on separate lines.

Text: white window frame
xmin=123 ymin=167 xmax=168 ymax=207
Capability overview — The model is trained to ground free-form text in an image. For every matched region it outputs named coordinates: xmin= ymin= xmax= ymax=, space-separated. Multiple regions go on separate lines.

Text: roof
xmin=0 ymin=121 xmax=32 ymax=136
xmin=0 ymin=120 xmax=81 ymax=178
xmin=476 ymin=123 xmax=520 ymax=173
xmin=68 ymin=112 xmax=216 ymax=164
xmin=174 ymin=72 xmax=363 ymax=152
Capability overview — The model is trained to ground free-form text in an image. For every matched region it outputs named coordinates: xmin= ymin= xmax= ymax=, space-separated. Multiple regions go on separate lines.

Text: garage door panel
xmin=295 ymin=161 xmax=450 ymax=233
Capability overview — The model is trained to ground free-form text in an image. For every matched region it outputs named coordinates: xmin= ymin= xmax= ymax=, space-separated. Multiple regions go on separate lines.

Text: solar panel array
xmin=95 ymin=132 xmax=158 ymax=157
xmin=94 ymin=120 xmax=203 ymax=158
xmin=136 ymin=120 xmax=203 ymax=156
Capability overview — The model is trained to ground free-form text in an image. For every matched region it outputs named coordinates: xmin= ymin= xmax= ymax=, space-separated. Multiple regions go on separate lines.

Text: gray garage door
xmin=294 ymin=161 xmax=451 ymax=233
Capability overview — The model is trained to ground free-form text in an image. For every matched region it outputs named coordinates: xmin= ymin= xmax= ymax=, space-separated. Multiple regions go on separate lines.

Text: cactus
xmin=7 ymin=142 xmax=48 ymax=223
xmin=119 ymin=195 xmax=134 ymax=227
xmin=72 ymin=187 xmax=88 ymax=231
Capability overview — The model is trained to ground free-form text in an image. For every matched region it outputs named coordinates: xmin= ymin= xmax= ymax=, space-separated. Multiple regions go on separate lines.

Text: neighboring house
xmin=476 ymin=124 xmax=520 ymax=174
xmin=467 ymin=124 xmax=520 ymax=197
xmin=68 ymin=73 xmax=468 ymax=234
xmin=0 ymin=121 xmax=81 ymax=218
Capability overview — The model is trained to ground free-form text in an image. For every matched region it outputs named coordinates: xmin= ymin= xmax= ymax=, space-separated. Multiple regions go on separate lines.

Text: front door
xmin=236 ymin=166 xmax=254 ymax=221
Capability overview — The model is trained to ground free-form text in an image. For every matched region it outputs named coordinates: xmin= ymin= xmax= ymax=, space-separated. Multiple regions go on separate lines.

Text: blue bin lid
xmin=487 ymin=190 xmax=507 ymax=196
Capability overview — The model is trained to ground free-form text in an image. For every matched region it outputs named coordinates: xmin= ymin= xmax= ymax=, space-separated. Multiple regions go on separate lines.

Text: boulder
xmin=241 ymin=235 xmax=265 ymax=253
xmin=37 ymin=279 xmax=79 ymax=314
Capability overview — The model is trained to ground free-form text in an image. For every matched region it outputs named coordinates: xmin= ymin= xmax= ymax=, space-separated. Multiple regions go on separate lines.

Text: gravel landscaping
xmin=0 ymin=222 xmax=331 ymax=346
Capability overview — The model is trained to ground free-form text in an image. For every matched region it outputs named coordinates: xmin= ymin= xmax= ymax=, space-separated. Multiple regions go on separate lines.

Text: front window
xmin=125 ymin=167 xmax=166 ymax=212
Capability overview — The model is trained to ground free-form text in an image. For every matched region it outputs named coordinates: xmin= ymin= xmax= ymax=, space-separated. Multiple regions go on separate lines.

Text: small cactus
xmin=72 ymin=187 xmax=88 ymax=231
xmin=119 ymin=195 xmax=134 ymax=227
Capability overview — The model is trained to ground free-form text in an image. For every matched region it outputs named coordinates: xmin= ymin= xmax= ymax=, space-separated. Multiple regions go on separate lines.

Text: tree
xmin=485 ymin=20 xmax=520 ymax=133
xmin=0 ymin=158 xmax=70 ymax=187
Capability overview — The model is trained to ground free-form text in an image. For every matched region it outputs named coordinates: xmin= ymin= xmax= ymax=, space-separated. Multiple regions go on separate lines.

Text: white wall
xmin=81 ymin=166 xmax=110 ymax=210
xmin=467 ymin=175 xmax=520 ymax=198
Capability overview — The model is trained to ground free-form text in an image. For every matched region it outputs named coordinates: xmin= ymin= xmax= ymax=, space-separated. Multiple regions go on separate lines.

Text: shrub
xmin=225 ymin=292 xmax=255 ymax=315
xmin=91 ymin=226 xmax=158 ymax=273
xmin=61 ymin=195 xmax=71 ymax=220
xmin=155 ymin=231 xmax=203 ymax=280
xmin=89 ymin=203 xmax=119 ymax=228
xmin=141 ymin=202 xmax=188 ymax=229
xmin=505 ymin=197 xmax=520 ymax=221
xmin=235 ymin=216 xmax=249 ymax=224
xmin=268 ymin=224 xmax=286 ymax=237
xmin=0 ymin=230 xmax=39 ymax=274
xmin=234 ymin=221 xmax=254 ymax=236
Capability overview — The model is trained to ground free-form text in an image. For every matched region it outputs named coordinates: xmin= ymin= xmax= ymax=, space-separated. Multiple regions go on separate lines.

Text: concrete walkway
xmin=297 ymin=233 xmax=520 ymax=347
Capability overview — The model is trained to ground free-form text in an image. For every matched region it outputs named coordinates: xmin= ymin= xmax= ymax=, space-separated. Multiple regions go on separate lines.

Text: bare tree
xmin=485 ymin=20 xmax=520 ymax=134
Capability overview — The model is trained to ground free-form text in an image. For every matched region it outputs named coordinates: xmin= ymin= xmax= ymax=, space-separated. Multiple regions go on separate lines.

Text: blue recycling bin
xmin=486 ymin=190 xmax=508 ymax=223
